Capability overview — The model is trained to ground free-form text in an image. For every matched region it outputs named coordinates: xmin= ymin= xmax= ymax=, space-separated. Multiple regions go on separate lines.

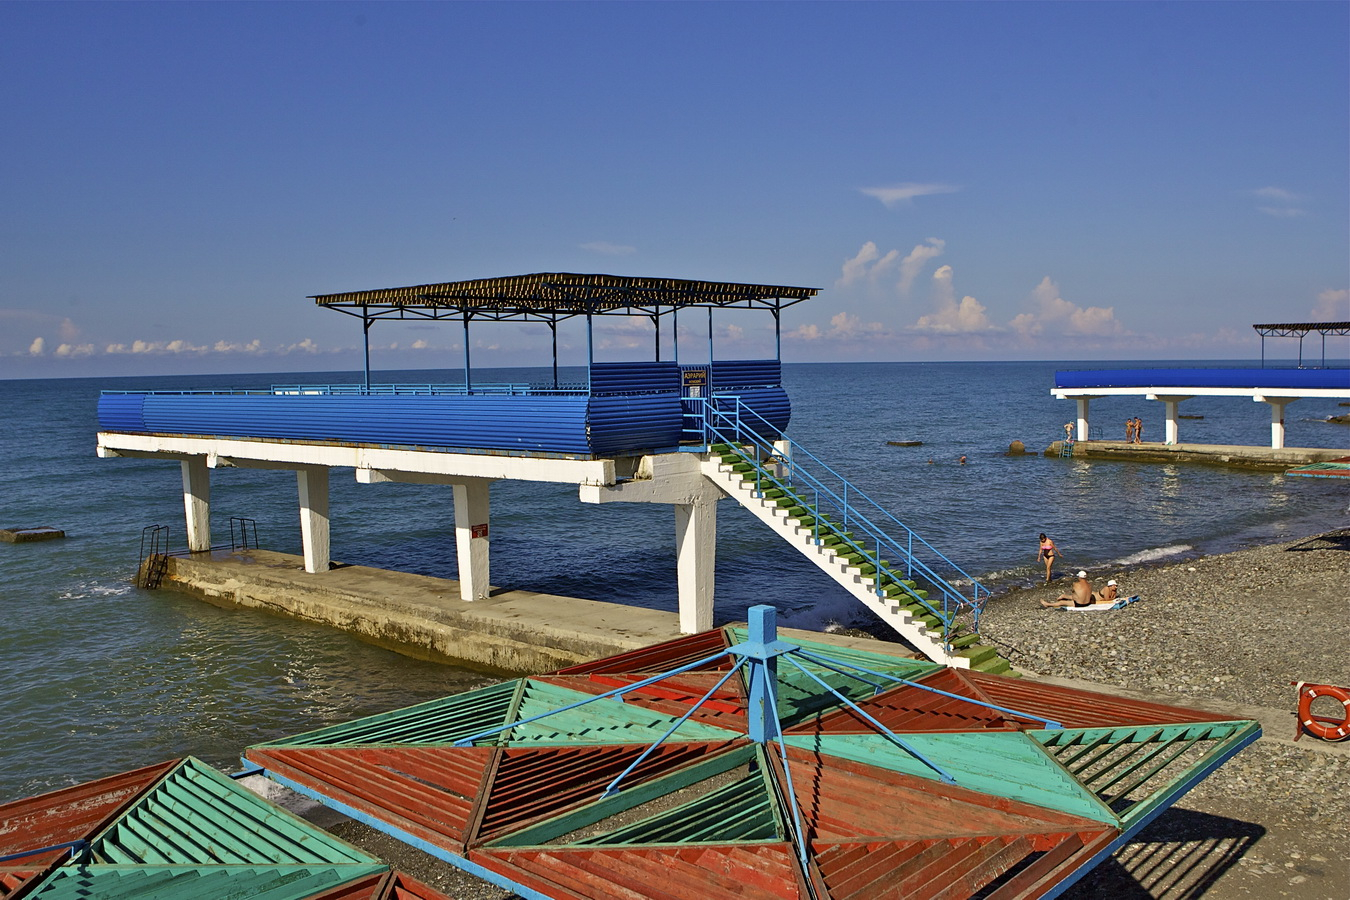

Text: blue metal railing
xmin=688 ymin=395 xmax=989 ymax=642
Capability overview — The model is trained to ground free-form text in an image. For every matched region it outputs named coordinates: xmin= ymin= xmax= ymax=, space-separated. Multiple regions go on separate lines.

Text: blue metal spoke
xmin=794 ymin=649 xmax=1062 ymax=729
xmin=451 ymin=647 xmax=737 ymax=747
xmin=761 ymin=667 xmax=811 ymax=871
xmin=601 ymin=659 xmax=746 ymax=798
xmin=783 ymin=654 xmax=957 ymax=784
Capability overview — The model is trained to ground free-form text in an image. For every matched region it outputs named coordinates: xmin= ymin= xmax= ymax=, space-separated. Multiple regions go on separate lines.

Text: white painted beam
xmin=297 ymin=466 xmax=330 ymax=573
xmin=453 ymin=479 xmax=491 ymax=602
xmin=96 ymin=432 xmax=616 ymax=486
xmin=579 ymin=453 xmax=724 ymax=505
xmin=181 ymin=457 xmax=211 ymax=552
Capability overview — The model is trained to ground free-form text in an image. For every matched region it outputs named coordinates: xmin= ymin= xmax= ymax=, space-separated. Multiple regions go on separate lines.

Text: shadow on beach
xmin=1061 ymin=808 xmax=1264 ymax=900
xmin=1285 ymin=528 xmax=1350 ymax=553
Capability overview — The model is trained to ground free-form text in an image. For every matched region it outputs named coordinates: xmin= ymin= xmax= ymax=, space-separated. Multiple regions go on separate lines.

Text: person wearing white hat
xmin=1042 ymin=570 xmax=1094 ymax=607
xmin=1093 ymin=579 xmax=1120 ymax=605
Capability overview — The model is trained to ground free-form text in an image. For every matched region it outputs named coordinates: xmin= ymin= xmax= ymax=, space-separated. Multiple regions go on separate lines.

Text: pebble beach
xmin=981 ymin=528 xmax=1350 ymax=900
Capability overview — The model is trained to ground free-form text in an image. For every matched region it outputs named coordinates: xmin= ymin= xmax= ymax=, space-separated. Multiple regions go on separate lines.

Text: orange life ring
xmin=1296 ymin=682 xmax=1350 ymax=742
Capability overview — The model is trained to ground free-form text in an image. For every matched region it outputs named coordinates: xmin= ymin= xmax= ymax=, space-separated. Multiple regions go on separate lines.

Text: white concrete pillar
xmin=772 ymin=438 xmax=792 ymax=480
xmin=297 ymin=466 xmax=330 ymax=573
xmin=181 ymin=457 xmax=211 ymax=552
xmin=1075 ymin=397 xmax=1090 ymax=442
xmin=453 ymin=479 xmax=491 ymax=601
xmin=675 ymin=498 xmax=716 ymax=633
xmin=1151 ymin=395 xmax=1192 ymax=445
xmin=1258 ymin=397 xmax=1294 ymax=449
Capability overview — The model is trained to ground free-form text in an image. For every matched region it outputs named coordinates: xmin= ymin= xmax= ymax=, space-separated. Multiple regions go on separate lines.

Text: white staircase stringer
xmin=700 ymin=458 xmax=961 ymax=666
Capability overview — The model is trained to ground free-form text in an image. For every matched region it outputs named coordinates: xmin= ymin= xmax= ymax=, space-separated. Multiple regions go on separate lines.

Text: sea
xmin=2 ymin=361 xmax=1346 ymax=800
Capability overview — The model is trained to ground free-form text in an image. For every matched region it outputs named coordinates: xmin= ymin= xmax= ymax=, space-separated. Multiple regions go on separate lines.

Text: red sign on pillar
xmin=470 ymin=523 xmax=489 ymax=539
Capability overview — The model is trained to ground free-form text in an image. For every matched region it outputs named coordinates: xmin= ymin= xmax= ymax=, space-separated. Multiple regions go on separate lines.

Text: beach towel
xmin=1061 ymin=595 xmax=1141 ymax=612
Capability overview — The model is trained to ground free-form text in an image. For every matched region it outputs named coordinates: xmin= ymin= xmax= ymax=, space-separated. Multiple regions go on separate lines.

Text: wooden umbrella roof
xmin=311 ymin=273 xmax=819 ymax=320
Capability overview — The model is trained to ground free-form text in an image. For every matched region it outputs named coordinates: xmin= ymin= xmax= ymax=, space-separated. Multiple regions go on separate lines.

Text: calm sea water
xmin=2 ymin=361 xmax=1346 ymax=799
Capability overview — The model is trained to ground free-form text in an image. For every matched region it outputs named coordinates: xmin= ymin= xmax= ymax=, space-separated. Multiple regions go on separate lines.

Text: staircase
xmin=692 ymin=402 xmax=1011 ymax=674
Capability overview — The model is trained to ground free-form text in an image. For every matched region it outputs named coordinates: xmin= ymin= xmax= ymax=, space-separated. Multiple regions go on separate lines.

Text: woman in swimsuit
xmin=1037 ymin=533 xmax=1058 ymax=584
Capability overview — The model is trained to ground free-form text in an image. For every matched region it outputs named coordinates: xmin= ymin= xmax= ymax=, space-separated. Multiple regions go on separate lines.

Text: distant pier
xmin=1048 ymin=440 xmax=1348 ymax=469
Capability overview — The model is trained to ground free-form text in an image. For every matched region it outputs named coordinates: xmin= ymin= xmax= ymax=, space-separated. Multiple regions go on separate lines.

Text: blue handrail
xmin=690 ymin=396 xmax=989 ymax=641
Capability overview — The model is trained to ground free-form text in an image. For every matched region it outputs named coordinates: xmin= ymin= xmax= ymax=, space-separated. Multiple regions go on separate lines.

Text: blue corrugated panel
xmin=710 ymin=387 xmax=792 ymax=439
xmin=590 ymin=362 xmax=682 ymax=395
xmin=135 ymin=395 xmax=595 ymax=454
xmin=710 ymin=359 xmax=782 ymax=389
xmin=100 ymin=392 xmax=689 ymax=457
xmin=588 ymin=393 xmax=686 ymax=455
xmin=1056 ymin=367 xmax=1350 ymax=390
xmin=97 ymin=394 xmax=148 ymax=432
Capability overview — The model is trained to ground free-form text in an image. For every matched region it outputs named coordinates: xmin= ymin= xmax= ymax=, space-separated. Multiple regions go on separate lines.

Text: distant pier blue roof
xmin=1055 ymin=367 xmax=1350 ymax=391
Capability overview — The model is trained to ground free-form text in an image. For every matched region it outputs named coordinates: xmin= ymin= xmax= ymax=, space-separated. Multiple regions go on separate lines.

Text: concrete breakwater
xmin=1046 ymin=439 xmax=1347 ymax=468
xmin=157 ymin=548 xmax=914 ymax=674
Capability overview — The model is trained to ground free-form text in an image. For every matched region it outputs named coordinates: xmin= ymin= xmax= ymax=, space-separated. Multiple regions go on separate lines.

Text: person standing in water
xmin=1037 ymin=533 xmax=1059 ymax=584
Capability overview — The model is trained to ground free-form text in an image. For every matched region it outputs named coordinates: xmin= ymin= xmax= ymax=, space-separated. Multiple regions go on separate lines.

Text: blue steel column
xmin=672 ymin=307 xmax=679 ymax=364
xmin=550 ymin=317 xmax=559 ymax=389
xmin=746 ymin=605 xmax=782 ymax=743
xmin=462 ymin=312 xmax=472 ymax=393
xmin=773 ymin=307 xmax=781 ymax=361
xmin=586 ymin=311 xmax=594 ymax=392
xmin=707 ymin=307 xmax=714 ymax=364
xmin=362 ymin=308 xmax=371 ymax=393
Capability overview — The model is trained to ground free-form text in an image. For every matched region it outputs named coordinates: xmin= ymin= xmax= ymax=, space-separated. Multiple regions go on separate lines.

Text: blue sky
xmin=2 ymin=1 xmax=1346 ymax=378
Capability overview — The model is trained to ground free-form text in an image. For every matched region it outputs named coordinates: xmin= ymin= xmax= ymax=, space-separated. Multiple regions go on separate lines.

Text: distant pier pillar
xmin=1257 ymin=396 xmax=1295 ymax=449
xmin=453 ymin=478 xmax=491 ymax=602
xmin=297 ymin=466 xmax=330 ymax=573
xmin=675 ymin=497 xmax=716 ymax=633
xmin=1149 ymin=394 xmax=1193 ymax=445
xmin=181 ymin=457 xmax=211 ymax=552
xmin=1075 ymin=397 xmax=1091 ymax=442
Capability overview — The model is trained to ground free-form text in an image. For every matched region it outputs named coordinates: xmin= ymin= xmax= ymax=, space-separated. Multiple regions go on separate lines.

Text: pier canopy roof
xmin=1252 ymin=321 xmax=1350 ymax=337
xmin=311 ymin=272 xmax=820 ymax=321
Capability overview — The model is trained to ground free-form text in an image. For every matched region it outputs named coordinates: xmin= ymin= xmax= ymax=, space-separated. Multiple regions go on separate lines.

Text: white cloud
xmin=1253 ymin=186 xmax=1298 ymax=201
xmin=1011 ymin=277 xmax=1122 ymax=337
xmin=1251 ymin=186 xmax=1306 ymax=218
xmin=860 ymin=182 xmax=960 ymax=208
xmin=788 ymin=311 xmax=888 ymax=343
xmin=837 ymin=239 xmax=942 ymax=293
xmin=911 ymin=265 xmax=995 ymax=334
xmin=212 ymin=339 xmax=264 ymax=353
xmin=28 ymin=337 xmax=46 ymax=355
xmin=838 ymin=242 xmax=881 ymax=286
xmin=411 ymin=339 xmax=429 ymax=350
xmin=1312 ymin=288 xmax=1349 ymax=321
xmin=54 ymin=343 xmax=95 ymax=357
xmin=580 ymin=241 xmax=637 ymax=255
xmin=897 ymin=238 xmax=945 ymax=294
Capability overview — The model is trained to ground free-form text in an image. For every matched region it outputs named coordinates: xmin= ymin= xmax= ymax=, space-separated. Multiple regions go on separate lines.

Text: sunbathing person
xmin=1093 ymin=579 xmax=1120 ymax=605
xmin=1042 ymin=571 xmax=1094 ymax=607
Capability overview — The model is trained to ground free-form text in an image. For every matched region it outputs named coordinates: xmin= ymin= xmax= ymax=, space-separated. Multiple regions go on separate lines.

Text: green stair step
xmin=974 ymin=657 xmax=1013 ymax=676
xmin=959 ymin=645 xmax=999 ymax=666
xmin=949 ymin=633 xmax=980 ymax=650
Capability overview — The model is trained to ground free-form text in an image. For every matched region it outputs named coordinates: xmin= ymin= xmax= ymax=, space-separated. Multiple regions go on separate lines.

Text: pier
xmin=97 ymin=273 xmax=1008 ymax=671
xmin=1052 ymin=321 xmax=1349 ymax=453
